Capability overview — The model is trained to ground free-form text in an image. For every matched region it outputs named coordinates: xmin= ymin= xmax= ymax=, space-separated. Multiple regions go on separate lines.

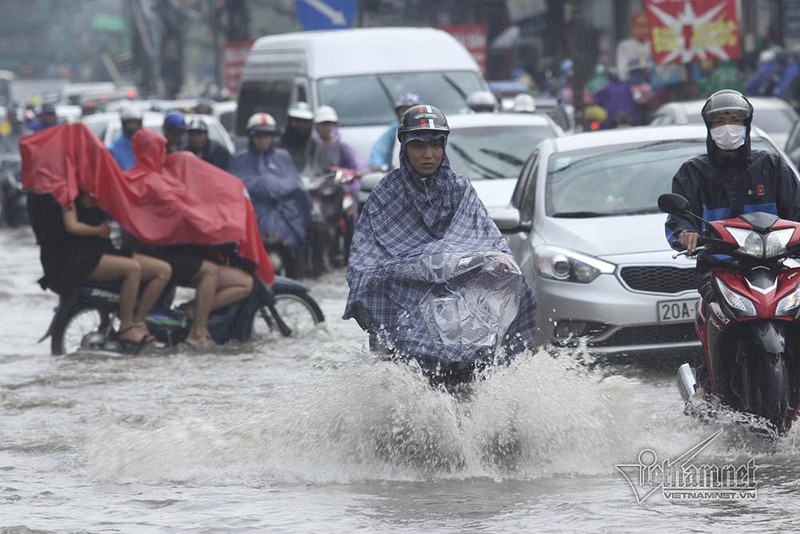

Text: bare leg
xmin=211 ymin=266 xmax=254 ymax=311
xmin=87 ymin=254 xmax=146 ymax=343
xmin=132 ymin=253 xmax=172 ymax=325
xmin=186 ymin=260 xmax=218 ymax=344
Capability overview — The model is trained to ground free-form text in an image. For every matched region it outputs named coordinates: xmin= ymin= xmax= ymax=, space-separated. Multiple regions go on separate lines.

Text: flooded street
xmin=2 ymin=225 xmax=800 ymax=533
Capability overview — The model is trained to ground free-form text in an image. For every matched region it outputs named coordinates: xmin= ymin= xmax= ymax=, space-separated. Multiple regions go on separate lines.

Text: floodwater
xmin=2 ymin=225 xmax=800 ymax=533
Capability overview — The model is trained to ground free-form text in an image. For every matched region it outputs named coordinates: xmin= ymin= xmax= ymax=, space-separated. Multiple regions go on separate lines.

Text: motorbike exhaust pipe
xmin=676 ymin=362 xmax=697 ymax=402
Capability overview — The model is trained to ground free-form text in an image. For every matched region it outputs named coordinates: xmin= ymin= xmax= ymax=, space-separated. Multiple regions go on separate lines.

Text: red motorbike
xmin=659 ymin=193 xmax=800 ymax=435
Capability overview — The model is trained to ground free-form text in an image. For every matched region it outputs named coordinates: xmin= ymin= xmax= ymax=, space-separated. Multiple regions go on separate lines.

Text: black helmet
xmin=701 ymin=89 xmax=753 ymax=125
xmin=397 ymin=104 xmax=449 ymax=142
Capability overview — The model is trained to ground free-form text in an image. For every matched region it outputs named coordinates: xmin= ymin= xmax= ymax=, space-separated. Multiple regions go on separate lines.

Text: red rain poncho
xmin=20 ymin=123 xmax=274 ymax=285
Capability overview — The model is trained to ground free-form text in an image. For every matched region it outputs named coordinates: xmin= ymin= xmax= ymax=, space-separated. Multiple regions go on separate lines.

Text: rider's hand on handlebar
xmin=678 ymin=231 xmax=700 ymax=254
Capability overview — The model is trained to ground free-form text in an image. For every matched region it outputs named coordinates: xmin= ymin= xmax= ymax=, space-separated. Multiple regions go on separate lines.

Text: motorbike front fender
xmin=743 ymin=320 xmax=787 ymax=355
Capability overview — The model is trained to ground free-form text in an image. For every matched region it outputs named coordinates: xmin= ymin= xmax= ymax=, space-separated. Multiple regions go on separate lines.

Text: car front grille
xmin=619 ymin=266 xmax=699 ymax=294
xmin=591 ymin=323 xmax=698 ymax=347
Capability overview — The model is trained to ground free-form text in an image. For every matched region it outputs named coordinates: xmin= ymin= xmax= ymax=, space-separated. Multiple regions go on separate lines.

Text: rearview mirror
xmin=491 ymin=207 xmax=531 ymax=233
xmin=657 ymin=193 xmax=689 ymax=215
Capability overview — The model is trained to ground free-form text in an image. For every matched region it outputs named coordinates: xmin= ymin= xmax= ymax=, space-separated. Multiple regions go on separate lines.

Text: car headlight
xmin=726 ymin=227 xmax=794 ymax=258
xmin=776 ymin=284 xmax=800 ymax=316
xmin=715 ymin=277 xmax=757 ymax=316
xmin=534 ymin=246 xmax=615 ymax=283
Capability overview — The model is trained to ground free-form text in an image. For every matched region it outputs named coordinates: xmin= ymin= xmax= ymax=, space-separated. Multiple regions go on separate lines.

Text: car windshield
xmin=447 ymin=124 xmax=555 ymax=180
xmin=546 ymin=138 xmax=777 ymax=217
xmin=686 ymin=109 xmax=795 ymax=135
xmin=317 ymin=71 xmax=484 ymax=127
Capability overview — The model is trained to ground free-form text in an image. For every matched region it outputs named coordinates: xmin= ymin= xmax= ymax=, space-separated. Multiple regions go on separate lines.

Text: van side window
xmin=237 ymin=79 xmax=293 ymax=134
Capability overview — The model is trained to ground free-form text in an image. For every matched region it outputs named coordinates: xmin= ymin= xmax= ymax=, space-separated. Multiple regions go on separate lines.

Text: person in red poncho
xmin=127 ymin=128 xmax=253 ymax=347
xmin=21 ymin=122 xmax=274 ymax=348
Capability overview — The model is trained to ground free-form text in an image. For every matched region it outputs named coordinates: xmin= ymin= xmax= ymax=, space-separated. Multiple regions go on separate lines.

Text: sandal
xmin=119 ymin=323 xmax=156 ymax=346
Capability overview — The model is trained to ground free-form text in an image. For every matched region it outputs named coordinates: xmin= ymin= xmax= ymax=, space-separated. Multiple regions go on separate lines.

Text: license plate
xmin=657 ymin=298 xmax=697 ymax=322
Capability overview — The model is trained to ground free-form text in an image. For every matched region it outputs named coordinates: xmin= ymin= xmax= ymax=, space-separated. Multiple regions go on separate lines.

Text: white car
xmin=82 ymin=111 xmax=235 ymax=155
xmin=494 ymin=124 xmax=798 ymax=357
xmin=360 ymin=112 xmax=564 ymax=213
xmin=649 ymin=96 xmax=798 ymax=148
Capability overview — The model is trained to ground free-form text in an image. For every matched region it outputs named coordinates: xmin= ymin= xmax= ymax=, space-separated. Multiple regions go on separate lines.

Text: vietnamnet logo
xmin=616 ymin=430 xmax=757 ymax=503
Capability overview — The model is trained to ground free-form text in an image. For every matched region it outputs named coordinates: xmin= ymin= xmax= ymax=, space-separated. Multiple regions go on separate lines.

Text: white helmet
xmin=466 ymin=90 xmax=498 ymax=112
xmin=120 ymin=106 xmax=143 ymax=121
xmin=246 ymin=112 xmax=278 ymax=134
xmin=314 ymin=105 xmax=338 ymax=124
xmin=512 ymin=93 xmax=536 ymax=113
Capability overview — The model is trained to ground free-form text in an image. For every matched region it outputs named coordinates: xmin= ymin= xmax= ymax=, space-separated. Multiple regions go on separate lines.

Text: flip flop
xmin=118 ymin=323 xmax=157 ymax=353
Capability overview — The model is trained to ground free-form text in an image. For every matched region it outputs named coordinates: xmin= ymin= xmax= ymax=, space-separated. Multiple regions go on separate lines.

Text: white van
xmin=236 ymin=27 xmax=489 ymax=160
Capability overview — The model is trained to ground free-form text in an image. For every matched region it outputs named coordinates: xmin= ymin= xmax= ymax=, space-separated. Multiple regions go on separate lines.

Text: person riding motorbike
xmin=344 ymin=104 xmax=537 ymax=384
xmin=368 ymin=92 xmax=421 ymax=171
xmin=275 ymin=101 xmax=330 ymax=178
xmin=185 ymin=117 xmax=231 ymax=170
xmin=665 ymin=89 xmax=800 ymax=394
xmin=229 ymin=112 xmax=313 ymax=280
xmin=26 ymin=103 xmax=59 ymax=134
xmin=27 ymin=188 xmax=172 ymax=349
xmin=128 ymin=128 xmax=252 ymax=347
xmin=313 ymin=104 xmax=367 ymax=268
xmin=108 ymin=106 xmax=143 ymax=170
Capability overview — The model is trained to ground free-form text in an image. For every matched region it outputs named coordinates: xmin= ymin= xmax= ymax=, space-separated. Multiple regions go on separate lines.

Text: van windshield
xmin=317 ymin=71 xmax=485 ymax=127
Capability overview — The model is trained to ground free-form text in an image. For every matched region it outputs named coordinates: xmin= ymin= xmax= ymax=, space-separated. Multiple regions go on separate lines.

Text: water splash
xmin=85 ymin=348 xmax=651 ymax=485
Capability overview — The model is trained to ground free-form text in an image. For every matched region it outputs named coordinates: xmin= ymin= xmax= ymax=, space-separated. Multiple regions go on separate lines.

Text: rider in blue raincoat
xmin=344 ymin=105 xmax=537 ymax=379
xmin=228 ymin=112 xmax=312 ymax=279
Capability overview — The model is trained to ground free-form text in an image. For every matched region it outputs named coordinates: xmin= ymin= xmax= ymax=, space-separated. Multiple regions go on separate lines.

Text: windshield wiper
xmin=479 ymin=147 xmax=524 ymax=166
xmin=552 ymin=211 xmax=608 ymax=218
xmin=448 ymin=142 xmax=504 ymax=179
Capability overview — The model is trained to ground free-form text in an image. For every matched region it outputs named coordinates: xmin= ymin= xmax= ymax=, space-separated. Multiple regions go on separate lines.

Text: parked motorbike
xmin=0 ymin=152 xmax=27 ymax=227
xmin=659 ymin=192 xmax=800 ymax=435
xmin=41 ymin=274 xmax=325 ymax=356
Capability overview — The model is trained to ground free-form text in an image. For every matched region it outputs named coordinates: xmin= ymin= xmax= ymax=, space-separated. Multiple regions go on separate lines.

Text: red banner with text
xmin=644 ymin=0 xmax=740 ymax=64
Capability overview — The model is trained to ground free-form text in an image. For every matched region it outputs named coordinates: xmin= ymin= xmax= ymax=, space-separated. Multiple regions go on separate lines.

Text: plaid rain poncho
xmin=343 ymin=136 xmax=537 ymax=367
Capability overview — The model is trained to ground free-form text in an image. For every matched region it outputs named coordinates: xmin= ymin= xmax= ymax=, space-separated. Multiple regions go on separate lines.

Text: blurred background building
xmin=0 ymin=0 xmax=793 ymax=103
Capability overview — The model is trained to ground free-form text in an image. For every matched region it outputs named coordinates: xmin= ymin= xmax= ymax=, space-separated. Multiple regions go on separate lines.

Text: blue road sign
xmin=296 ymin=0 xmax=356 ymax=31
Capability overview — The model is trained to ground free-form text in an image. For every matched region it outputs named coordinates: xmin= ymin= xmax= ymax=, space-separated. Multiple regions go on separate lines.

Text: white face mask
xmin=710 ymin=124 xmax=746 ymax=151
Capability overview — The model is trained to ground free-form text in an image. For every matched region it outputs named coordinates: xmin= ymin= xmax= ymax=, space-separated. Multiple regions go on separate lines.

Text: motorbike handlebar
xmin=672 ymin=245 xmax=706 ymax=259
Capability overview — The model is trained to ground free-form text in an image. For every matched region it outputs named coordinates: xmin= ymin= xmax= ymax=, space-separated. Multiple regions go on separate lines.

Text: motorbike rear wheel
xmin=748 ymin=352 xmax=794 ymax=435
xmin=250 ymin=292 xmax=325 ymax=341
xmin=51 ymin=302 xmax=116 ymax=356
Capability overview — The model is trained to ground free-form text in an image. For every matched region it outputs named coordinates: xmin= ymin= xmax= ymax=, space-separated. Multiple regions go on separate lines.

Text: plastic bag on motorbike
xmin=405 ymin=252 xmax=523 ymax=349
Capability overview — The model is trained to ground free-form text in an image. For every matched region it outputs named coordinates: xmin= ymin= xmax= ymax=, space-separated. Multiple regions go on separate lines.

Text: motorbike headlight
xmin=726 ymin=227 xmax=794 ymax=258
xmin=534 ymin=246 xmax=615 ymax=283
xmin=776 ymin=285 xmax=800 ymax=316
xmin=715 ymin=277 xmax=757 ymax=316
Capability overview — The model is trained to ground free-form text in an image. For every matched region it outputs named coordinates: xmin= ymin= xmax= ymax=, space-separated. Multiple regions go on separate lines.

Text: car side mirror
xmin=491 ymin=207 xmax=531 ymax=233
xmin=657 ymin=193 xmax=689 ymax=215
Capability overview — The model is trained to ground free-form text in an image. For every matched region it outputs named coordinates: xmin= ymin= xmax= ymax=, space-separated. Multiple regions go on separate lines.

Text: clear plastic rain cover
xmin=405 ymin=251 xmax=523 ymax=349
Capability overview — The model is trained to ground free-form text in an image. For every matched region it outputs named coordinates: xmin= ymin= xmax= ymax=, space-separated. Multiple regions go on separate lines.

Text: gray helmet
xmin=701 ymin=89 xmax=753 ymax=125
xmin=397 ymin=105 xmax=449 ymax=142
